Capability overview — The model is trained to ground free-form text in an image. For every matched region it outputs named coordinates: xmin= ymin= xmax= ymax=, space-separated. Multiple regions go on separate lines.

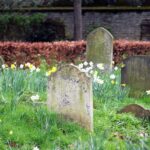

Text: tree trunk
xmin=74 ymin=0 xmax=82 ymax=40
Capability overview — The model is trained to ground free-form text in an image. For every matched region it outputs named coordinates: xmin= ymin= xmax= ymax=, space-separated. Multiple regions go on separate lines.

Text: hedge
xmin=0 ymin=40 xmax=150 ymax=66
xmin=0 ymin=41 xmax=86 ymax=66
xmin=114 ymin=40 xmax=150 ymax=64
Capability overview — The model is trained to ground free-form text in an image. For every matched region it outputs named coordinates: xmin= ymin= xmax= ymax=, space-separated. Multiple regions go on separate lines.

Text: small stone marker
xmin=47 ymin=64 xmax=93 ymax=131
xmin=86 ymin=27 xmax=113 ymax=71
xmin=121 ymin=56 xmax=150 ymax=97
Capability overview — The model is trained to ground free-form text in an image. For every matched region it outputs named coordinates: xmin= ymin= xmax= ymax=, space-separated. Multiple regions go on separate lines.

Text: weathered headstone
xmin=47 ymin=64 xmax=93 ymax=131
xmin=121 ymin=56 xmax=150 ymax=97
xmin=86 ymin=27 xmax=113 ymax=71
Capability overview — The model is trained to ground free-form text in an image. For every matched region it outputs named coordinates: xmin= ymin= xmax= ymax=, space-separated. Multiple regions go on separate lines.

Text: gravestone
xmin=121 ymin=56 xmax=150 ymax=97
xmin=47 ymin=64 xmax=93 ymax=131
xmin=86 ymin=27 xmax=113 ymax=71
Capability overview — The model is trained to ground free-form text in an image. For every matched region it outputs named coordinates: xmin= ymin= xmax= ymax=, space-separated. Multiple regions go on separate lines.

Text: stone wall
xmin=1 ymin=0 xmax=150 ymax=8
xmin=46 ymin=10 xmax=150 ymax=40
xmin=0 ymin=9 xmax=150 ymax=40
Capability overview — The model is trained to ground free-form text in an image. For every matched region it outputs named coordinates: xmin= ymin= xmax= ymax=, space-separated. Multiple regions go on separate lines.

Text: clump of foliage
xmin=113 ymin=40 xmax=150 ymax=64
xmin=0 ymin=40 xmax=150 ymax=66
xmin=0 ymin=13 xmax=65 ymax=42
xmin=0 ymin=41 xmax=86 ymax=65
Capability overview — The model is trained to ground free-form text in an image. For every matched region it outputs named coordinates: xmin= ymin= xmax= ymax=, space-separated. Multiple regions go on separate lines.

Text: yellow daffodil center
xmin=11 ymin=64 xmax=16 ymax=69
xmin=111 ymin=80 xmax=115 ymax=84
xmin=46 ymin=66 xmax=57 ymax=76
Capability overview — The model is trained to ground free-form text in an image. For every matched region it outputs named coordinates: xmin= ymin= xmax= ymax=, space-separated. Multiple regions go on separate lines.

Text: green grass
xmin=0 ymin=65 xmax=149 ymax=149
xmin=0 ymin=103 xmax=89 ymax=149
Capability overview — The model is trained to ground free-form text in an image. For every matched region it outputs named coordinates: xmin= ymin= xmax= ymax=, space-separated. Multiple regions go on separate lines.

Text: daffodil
xmin=83 ymin=61 xmax=88 ymax=66
xmin=25 ymin=62 xmax=30 ymax=67
xmin=20 ymin=64 xmax=24 ymax=69
xmin=33 ymin=146 xmax=40 ymax=150
xmin=2 ymin=64 xmax=8 ymax=69
xmin=2 ymin=64 xmax=6 ymax=69
xmin=36 ymin=68 xmax=40 ymax=72
xmin=78 ymin=63 xmax=83 ymax=69
xmin=81 ymin=67 xmax=92 ymax=73
xmin=89 ymin=61 xmax=93 ymax=67
xmin=121 ymin=63 xmax=125 ymax=68
xmin=111 ymin=80 xmax=115 ymax=84
xmin=114 ymin=66 xmax=118 ymax=71
xmin=51 ymin=66 xmax=57 ymax=73
xmin=96 ymin=79 xmax=104 ymax=84
xmin=93 ymin=70 xmax=98 ymax=77
xmin=29 ymin=65 xmax=36 ymax=72
xmin=46 ymin=70 xmax=52 ymax=76
xmin=9 ymin=130 xmax=13 ymax=135
xmin=11 ymin=64 xmax=16 ymax=69
xmin=28 ymin=64 xmax=33 ymax=69
xmin=146 ymin=90 xmax=150 ymax=95
xmin=31 ymin=94 xmax=40 ymax=102
xmin=81 ymin=68 xmax=87 ymax=73
xmin=89 ymin=70 xmax=93 ymax=74
xmin=110 ymin=74 xmax=116 ymax=80
xmin=97 ymin=63 xmax=104 ymax=70
xmin=46 ymin=66 xmax=57 ymax=76
xmin=121 ymin=84 xmax=126 ymax=87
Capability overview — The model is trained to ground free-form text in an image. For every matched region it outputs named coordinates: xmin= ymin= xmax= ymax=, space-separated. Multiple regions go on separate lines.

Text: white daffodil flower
xmin=89 ymin=61 xmax=93 ymax=67
xmin=112 ymin=61 xmax=115 ymax=65
xmin=2 ymin=64 xmax=5 ymax=69
xmin=81 ymin=68 xmax=88 ymax=73
xmin=86 ymin=67 xmax=92 ymax=72
xmin=20 ymin=64 xmax=24 ymax=69
xmin=45 ymin=72 xmax=49 ymax=76
xmin=114 ymin=66 xmax=118 ymax=71
xmin=146 ymin=90 xmax=150 ymax=95
xmin=83 ymin=61 xmax=88 ymax=66
xmin=33 ymin=146 xmax=40 ymax=150
xmin=30 ymin=66 xmax=36 ymax=72
xmin=97 ymin=63 xmax=104 ymax=70
xmin=36 ymin=68 xmax=40 ymax=72
xmin=110 ymin=74 xmax=116 ymax=80
xmin=78 ymin=63 xmax=83 ymax=69
xmin=89 ymin=70 xmax=93 ymax=74
xmin=97 ymin=79 xmax=104 ymax=85
xmin=31 ymin=94 xmax=40 ymax=102
xmin=25 ymin=62 xmax=31 ymax=67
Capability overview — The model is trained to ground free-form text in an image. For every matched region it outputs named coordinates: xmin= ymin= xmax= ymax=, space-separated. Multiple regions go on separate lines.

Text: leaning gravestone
xmin=47 ymin=64 xmax=93 ymax=131
xmin=86 ymin=27 xmax=113 ymax=71
xmin=121 ymin=56 xmax=150 ymax=97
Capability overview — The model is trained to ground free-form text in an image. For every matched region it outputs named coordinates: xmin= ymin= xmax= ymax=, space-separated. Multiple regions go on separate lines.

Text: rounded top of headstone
xmin=49 ymin=64 xmax=91 ymax=79
xmin=124 ymin=55 xmax=150 ymax=60
xmin=87 ymin=27 xmax=113 ymax=40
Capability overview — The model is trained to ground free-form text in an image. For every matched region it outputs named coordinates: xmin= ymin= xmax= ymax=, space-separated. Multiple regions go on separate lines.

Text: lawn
xmin=0 ymin=62 xmax=149 ymax=150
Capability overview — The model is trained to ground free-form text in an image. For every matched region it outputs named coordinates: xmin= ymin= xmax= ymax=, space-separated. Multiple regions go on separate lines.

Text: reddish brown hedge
xmin=0 ymin=40 xmax=150 ymax=65
xmin=0 ymin=41 xmax=86 ymax=66
xmin=114 ymin=40 xmax=150 ymax=64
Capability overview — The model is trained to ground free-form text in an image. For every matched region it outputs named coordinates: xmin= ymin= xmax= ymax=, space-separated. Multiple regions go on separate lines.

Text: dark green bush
xmin=0 ymin=13 xmax=65 ymax=42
